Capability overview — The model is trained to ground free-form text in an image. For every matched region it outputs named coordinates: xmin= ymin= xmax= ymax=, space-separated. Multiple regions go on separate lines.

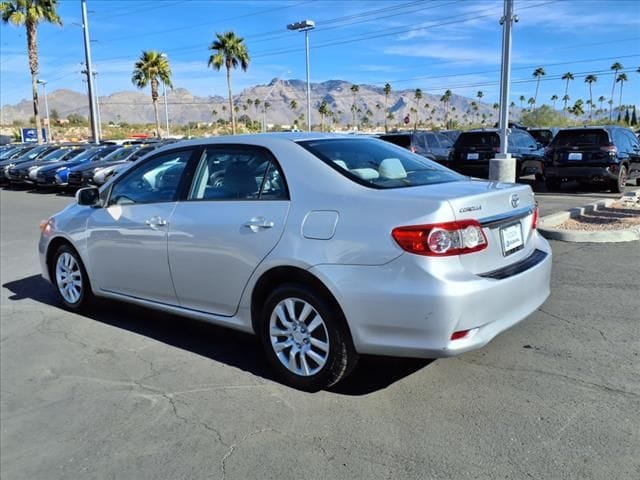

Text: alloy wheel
xmin=55 ymin=252 xmax=83 ymax=304
xmin=269 ymin=297 xmax=330 ymax=377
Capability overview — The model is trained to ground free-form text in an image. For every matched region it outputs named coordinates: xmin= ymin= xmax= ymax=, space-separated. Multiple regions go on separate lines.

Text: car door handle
xmin=243 ymin=217 xmax=274 ymax=232
xmin=145 ymin=216 xmax=168 ymax=229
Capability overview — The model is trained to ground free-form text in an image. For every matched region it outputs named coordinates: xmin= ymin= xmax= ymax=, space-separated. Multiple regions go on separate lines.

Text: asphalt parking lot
xmin=1 ymin=185 xmax=639 ymax=480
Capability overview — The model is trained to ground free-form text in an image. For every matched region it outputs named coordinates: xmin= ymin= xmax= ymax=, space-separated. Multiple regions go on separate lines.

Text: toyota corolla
xmin=39 ymin=133 xmax=552 ymax=390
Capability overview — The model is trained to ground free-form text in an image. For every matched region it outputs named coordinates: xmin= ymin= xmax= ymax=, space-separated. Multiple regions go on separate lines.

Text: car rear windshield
xmin=528 ymin=130 xmax=553 ymax=144
xmin=298 ymin=138 xmax=463 ymax=189
xmin=551 ymin=129 xmax=609 ymax=147
xmin=454 ymin=132 xmax=500 ymax=148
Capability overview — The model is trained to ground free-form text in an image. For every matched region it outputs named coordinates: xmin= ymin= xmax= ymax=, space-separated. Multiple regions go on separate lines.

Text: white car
xmin=39 ymin=134 xmax=552 ymax=390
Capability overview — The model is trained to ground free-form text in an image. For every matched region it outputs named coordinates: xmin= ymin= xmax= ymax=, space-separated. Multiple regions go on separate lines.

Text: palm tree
xmin=550 ymin=94 xmax=558 ymax=109
xmin=289 ymin=99 xmax=298 ymax=125
xmin=597 ymin=95 xmax=606 ymax=112
xmin=561 ymin=72 xmax=574 ymax=112
xmin=609 ymin=62 xmax=623 ymax=120
xmin=476 ymin=90 xmax=484 ymax=104
xmin=527 ymin=97 xmax=535 ymax=110
xmin=441 ymin=89 xmax=452 ymax=127
xmin=350 ymin=84 xmax=359 ymax=129
xmin=492 ymin=103 xmax=499 ymax=118
xmin=616 ymin=73 xmax=628 ymax=121
xmin=413 ymin=88 xmax=422 ymax=129
xmin=519 ymin=95 xmax=526 ymax=109
xmin=532 ymin=67 xmax=546 ymax=108
xmin=584 ymin=74 xmax=597 ymax=121
xmin=207 ymin=31 xmax=249 ymax=134
xmin=570 ymin=99 xmax=584 ymax=120
xmin=383 ymin=83 xmax=391 ymax=133
xmin=1 ymin=0 xmax=62 ymax=144
xmin=131 ymin=50 xmax=173 ymax=138
xmin=317 ymin=100 xmax=329 ymax=132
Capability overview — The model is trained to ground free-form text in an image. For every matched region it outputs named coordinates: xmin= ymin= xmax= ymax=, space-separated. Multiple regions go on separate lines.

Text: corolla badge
xmin=510 ymin=193 xmax=520 ymax=208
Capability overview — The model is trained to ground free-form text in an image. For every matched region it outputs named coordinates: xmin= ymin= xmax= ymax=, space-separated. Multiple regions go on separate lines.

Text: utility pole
xmin=81 ymin=0 xmax=99 ymax=144
xmin=489 ymin=0 xmax=518 ymax=182
xmin=92 ymin=71 xmax=102 ymax=141
xmin=37 ymin=79 xmax=52 ymax=142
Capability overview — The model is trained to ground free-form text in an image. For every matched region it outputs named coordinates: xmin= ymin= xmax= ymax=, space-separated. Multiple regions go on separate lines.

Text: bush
xmin=519 ymin=105 xmax=567 ymax=127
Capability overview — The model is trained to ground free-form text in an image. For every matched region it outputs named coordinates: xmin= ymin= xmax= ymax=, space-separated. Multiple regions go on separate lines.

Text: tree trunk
xmin=153 ymin=99 xmax=161 ymax=139
xmin=227 ymin=66 xmax=235 ymax=134
xmin=609 ymin=72 xmax=617 ymax=121
xmin=384 ymin=95 xmax=388 ymax=133
xmin=534 ymin=79 xmax=540 ymax=109
xmin=589 ymin=84 xmax=593 ymax=121
xmin=26 ymin=21 xmax=42 ymax=144
xmin=618 ymin=82 xmax=624 ymax=118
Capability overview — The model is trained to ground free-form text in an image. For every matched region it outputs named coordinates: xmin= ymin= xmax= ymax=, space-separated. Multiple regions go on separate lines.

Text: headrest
xmin=379 ymin=158 xmax=407 ymax=179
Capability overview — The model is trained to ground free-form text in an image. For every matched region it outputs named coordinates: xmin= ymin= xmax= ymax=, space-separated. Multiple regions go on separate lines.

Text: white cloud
xmin=383 ymin=44 xmax=501 ymax=66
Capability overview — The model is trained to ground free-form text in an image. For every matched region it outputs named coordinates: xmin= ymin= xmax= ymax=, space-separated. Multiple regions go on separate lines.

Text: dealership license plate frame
xmin=567 ymin=152 xmax=583 ymax=161
xmin=467 ymin=152 xmax=480 ymax=160
xmin=500 ymin=221 xmax=524 ymax=257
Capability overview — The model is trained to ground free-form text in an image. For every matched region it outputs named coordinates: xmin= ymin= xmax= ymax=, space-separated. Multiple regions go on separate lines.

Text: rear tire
xmin=259 ymin=283 xmax=358 ymax=391
xmin=51 ymin=244 xmax=93 ymax=312
xmin=611 ymin=165 xmax=627 ymax=194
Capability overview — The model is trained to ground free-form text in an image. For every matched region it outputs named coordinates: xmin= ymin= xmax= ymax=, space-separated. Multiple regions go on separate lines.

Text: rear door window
xmin=455 ymin=132 xmax=500 ymax=148
xmin=378 ymin=134 xmax=412 ymax=149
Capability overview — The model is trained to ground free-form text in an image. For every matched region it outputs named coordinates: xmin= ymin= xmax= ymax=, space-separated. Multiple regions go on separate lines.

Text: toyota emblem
xmin=510 ymin=193 xmax=520 ymax=208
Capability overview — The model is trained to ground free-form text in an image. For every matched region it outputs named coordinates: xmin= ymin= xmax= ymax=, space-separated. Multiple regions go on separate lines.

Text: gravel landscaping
xmin=556 ymin=201 xmax=640 ymax=231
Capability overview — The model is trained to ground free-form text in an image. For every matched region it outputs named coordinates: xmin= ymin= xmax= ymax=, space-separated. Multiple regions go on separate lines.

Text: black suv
xmin=447 ymin=128 xmax=544 ymax=180
xmin=544 ymin=126 xmax=640 ymax=193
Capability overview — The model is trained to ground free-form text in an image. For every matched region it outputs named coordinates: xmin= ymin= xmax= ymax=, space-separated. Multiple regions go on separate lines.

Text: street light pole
xmin=160 ymin=53 xmax=170 ymax=137
xmin=490 ymin=0 xmax=518 ymax=182
xmin=37 ymin=79 xmax=52 ymax=142
xmin=287 ymin=20 xmax=315 ymax=132
xmin=81 ymin=0 xmax=99 ymax=144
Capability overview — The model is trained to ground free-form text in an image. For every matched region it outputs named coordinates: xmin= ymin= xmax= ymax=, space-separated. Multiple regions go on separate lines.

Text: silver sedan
xmin=38 ymin=133 xmax=552 ymax=390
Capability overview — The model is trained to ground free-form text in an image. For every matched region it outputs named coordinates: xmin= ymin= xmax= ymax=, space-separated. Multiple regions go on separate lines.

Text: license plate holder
xmin=500 ymin=222 xmax=524 ymax=256
xmin=567 ymin=152 xmax=582 ymax=161
xmin=467 ymin=152 xmax=479 ymax=160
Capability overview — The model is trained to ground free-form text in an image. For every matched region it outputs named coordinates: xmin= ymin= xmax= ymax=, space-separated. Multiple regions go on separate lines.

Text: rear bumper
xmin=545 ymin=165 xmax=617 ymax=182
xmin=310 ymin=233 xmax=552 ymax=358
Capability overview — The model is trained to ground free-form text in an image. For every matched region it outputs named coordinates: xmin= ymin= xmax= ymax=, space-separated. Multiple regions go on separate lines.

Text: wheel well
xmin=250 ymin=266 xmax=352 ymax=340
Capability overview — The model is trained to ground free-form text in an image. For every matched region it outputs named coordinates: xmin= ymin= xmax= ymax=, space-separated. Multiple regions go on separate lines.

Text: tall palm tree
xmin=476 ymin=90 xmax=484 ymax=104
xmin=597 ymin=95 xmax=606 ymax=112
xmin=317 ymin=100 xmax=329 ymax=132
xmin=519 ymin=95 xmax=525 ymax=109
xmin=441 ymin=89 xmax=452 ymax=127
xmin=131 ymin=50 xmax=173 ymax=138
xmin=616 ymin=73 xmax=628 ymax=121
xmin=350 ymin=84 xmax=359 ymax=129
xmin=527 ymin=97 xmax=535 ymax=110
xmin=584 ymin=74 xmax=597 ymax=121
xmin=532 ymin=67 xmax=545 ymax=108
xmin=609 ymin=62 xmax=623 ymax=120
xmin=561 ymin=72 xmax=574 ymax=112
xmin=383 ymin=83 xmax=391 ymax=133
xmin=207 ymin=31 xmax=249 ymax=134
xmin=413 ymin=88 xmax=422 ymax=129
xmin=550 ymin=94 xmax=558 ymax=109
xmin=289 ymin=99 xmax=298 ymax=125
xmin=1 ymin=0 xmax=62 ymax=144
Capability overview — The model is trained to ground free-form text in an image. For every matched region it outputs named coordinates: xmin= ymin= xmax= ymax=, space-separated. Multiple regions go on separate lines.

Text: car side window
xmin=613 ymin=130 xmax=630 ymax=153
xmin=623 ymin=130 xmax=639 ymax=151
xmin=108 ymin=149 xmax=191 ymax=206
xmin=188 ymin=146 xmax=288 ymax=201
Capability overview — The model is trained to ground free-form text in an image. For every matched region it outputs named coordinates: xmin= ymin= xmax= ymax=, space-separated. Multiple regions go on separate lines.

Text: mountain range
xmin=0 ymin=79 xmax=501 ymax=127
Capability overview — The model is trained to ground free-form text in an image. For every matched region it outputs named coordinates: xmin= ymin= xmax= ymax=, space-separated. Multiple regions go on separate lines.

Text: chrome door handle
xmin=243 ymin=217 xmax=274 ymax=232
xmin=145 ymin=216 xmax=168 ymax=229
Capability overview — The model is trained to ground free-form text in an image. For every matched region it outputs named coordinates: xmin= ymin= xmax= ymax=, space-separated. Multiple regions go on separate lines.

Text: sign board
xmin=21 ymin=128 xmax=47 ymax=143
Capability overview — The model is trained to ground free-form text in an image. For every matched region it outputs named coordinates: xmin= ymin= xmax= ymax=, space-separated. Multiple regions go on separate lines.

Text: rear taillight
xmin=600 ymin=144 xmax=617 ymax=154
xmin=392 ymin=220 xmax=488 ymax=256
xmin=531 ymin=204 xmax=539 ymax=230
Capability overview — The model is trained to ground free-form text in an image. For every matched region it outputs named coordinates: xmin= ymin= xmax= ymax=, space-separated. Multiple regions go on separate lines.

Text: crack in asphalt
xmin=538 ymin=307 xmax=612 ymax=344
xmin=220 ymin=428 xmax=277 ymax=480
xmin=457 ymin=358 xmax=639 ymax=398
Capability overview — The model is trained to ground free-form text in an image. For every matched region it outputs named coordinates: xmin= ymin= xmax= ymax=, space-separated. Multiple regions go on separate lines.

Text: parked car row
xmin=0 ymin=140 xmax=173 ymax=190
xmin=376 ymin=126 xmax=640 ymax=193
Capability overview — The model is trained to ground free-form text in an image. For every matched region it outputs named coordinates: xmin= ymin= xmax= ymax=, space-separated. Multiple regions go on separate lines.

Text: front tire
xmin=52 ymin=244 xmax=93 ymax=312
xmin=259 ymin=284 xmax=358 ymax=391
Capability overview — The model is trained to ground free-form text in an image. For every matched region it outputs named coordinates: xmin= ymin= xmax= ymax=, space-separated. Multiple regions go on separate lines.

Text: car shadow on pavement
xmin=3 ymin=274 xmax=432 ymax=395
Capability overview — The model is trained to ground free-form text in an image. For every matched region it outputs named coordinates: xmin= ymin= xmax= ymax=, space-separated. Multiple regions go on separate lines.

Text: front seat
xmin=223 ymin=161 xmax=257 ymax=198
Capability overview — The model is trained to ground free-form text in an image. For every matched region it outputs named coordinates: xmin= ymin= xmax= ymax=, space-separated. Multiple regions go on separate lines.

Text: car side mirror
xmin=535 ymin=142 xmax=543 ymax=149
xmin=76 ymin=186 xmax=101 ymax=207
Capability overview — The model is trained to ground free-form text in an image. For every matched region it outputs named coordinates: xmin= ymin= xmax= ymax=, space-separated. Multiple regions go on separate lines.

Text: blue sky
xmin=1 ymin=0 xmax=639 ymax=109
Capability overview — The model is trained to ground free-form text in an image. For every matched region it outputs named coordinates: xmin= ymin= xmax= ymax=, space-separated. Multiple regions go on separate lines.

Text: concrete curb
xmin=539 ymin=194 xmax=640 ymax=243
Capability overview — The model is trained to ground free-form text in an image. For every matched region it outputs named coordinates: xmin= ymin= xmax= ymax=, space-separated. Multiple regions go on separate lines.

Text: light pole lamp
xmin=37 ymin=79 xmax=52 ymax=142
xmin=287 ymin=19 xmax=315 ymax=132
xmin=160 ymin=53 xmax=170 ymax=137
